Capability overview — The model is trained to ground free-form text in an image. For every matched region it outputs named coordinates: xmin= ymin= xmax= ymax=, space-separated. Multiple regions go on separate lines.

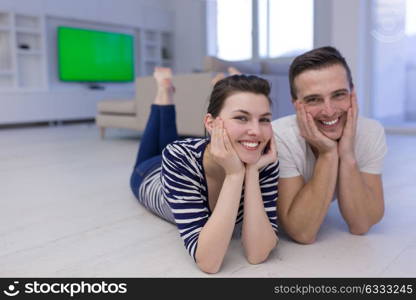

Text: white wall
xmin=0 ymin=0 xmax=174 ymax=29
xmin=329 ymin=0 xmax=371 ymax=117
xmin=406 ymin=66 xmax=416 ymax=120
xmin=171 ymin=0 xmax=207 ymax=73
xmin=314 ymin=0 xmax=332 ymax=48
xmin=0 ymin=0 xmax=175 ymax=124
xmin=371 ymin=0 xmax=407 ymax=122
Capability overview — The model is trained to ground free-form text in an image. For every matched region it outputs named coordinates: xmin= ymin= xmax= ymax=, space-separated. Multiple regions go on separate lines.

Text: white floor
xmin=0 ymin=123 xmax=415 ymax=277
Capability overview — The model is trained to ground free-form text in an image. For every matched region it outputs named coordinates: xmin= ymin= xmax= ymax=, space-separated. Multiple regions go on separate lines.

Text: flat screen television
xmin=57 ymin=26 xmax=134 ymax=82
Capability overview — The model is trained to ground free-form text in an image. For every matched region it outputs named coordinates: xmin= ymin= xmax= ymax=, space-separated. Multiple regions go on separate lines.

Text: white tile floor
xmin=0 ymin=124 xmax=415 ymax=277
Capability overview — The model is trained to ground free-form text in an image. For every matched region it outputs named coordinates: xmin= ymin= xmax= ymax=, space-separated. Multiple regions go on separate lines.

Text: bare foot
xmin=227 ymin=66 xmax=242 ymax=75
xmin=153 ymin=67 xmax=173 ymax=86
xmin=211 ymin=72 xmax=226 ymax=86
xmin=153 ymin=67 xmax=175 ymax=105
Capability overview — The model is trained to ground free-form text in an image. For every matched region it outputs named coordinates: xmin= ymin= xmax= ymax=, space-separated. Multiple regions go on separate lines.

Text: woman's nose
xmin=247 ymin=122 xmax=261 ymax=135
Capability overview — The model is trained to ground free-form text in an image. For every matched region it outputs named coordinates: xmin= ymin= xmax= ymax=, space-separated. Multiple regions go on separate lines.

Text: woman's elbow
xmin=196 ymin=259 xmax=222 ymax=274
xmin=246 ymin=254 xmax=268 ymax=265
xmin=245 ymin=242 xmax=277 ymax=265
xmin=198 ymin=265 xmax=221 ymax=274
xmin=290 ymin=232 xmax=316 ymax=245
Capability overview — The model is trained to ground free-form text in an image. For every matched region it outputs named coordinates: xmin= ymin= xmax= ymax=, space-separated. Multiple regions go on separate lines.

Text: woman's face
xmin=208 ymin=92 xmax=273 ymax=165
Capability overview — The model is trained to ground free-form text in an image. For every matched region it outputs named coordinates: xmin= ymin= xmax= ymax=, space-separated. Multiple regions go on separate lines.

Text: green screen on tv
xmin=57 ymin=26 xmax=134 ymax=82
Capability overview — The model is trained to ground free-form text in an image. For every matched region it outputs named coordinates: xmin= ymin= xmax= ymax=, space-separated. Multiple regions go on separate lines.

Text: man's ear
xmin=204 ymin=113 xmax=215 ymax=135
xmin=350 ymin=89 xmax=357 ymax=104
xmin=292 ymin=98 xmax=300 ymax=110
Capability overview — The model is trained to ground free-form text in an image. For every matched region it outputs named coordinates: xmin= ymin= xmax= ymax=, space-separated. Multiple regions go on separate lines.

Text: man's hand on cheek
xmin=338 ymin=93 xmax=358 ymax=160
xmin=295 ymin=101 xmax=337 ymax=155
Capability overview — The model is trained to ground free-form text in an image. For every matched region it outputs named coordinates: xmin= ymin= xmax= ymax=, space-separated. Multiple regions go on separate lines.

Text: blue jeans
xmin=130 ymin=104 xmax=178 ymax=198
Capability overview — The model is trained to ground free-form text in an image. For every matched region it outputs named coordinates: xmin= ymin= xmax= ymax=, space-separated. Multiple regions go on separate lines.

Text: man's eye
xmin=334 ymin=92 xmax=347 ymax=99
xmin=305 ymin=98 xmax=319 ymax=103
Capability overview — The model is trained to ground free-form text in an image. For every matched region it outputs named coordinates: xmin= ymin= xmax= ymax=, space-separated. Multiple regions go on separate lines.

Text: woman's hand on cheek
xmin=210 ymin=118 xmax=245 ymax=176
xmin=252 ymin=135 xmax=278 ymax=171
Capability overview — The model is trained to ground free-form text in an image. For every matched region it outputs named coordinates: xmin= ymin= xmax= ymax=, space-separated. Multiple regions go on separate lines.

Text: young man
xmin=272 ymin=46 xmax=387 ymax=244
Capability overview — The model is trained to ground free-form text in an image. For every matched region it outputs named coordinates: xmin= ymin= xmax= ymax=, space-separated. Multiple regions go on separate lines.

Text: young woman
xmin=130 ymin=67 xmax=279 ymax=274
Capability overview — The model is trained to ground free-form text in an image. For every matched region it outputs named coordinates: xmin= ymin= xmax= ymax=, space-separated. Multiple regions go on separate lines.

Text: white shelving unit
xmin=139 ymin=29 xmax=173 ymax=76
xmin=0 ymin=11 xmax=13 ymax=88
xmin=0 ymin=11 xmax=47 ymax=91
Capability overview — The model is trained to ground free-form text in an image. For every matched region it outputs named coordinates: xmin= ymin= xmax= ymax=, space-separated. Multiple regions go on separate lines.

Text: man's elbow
xmin=280 ymin=218 xmax=317 ymax=244
xmin=349 ymin=213 xmax=384 ymax=236
xmin=349 ymin=224 xmax=370 ymax=235
xmin=349 ymin=220 xmax=376 ymax=235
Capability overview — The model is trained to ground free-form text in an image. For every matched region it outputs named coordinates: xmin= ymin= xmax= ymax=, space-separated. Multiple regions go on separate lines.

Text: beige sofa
xmin=96 ymin=72 xmax=213 ymax=138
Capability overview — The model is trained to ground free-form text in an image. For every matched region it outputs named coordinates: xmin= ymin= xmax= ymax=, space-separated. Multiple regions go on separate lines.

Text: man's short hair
xmin=289 ymin=46 xmax=354 ymax=99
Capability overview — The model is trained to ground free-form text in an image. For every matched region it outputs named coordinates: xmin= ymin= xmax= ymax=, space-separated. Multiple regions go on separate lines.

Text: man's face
xmin=293 ymin=64 xmax=353 ymax=140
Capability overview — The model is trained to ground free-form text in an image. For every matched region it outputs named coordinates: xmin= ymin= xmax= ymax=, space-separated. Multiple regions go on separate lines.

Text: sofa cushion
xmin=97 ymin=100 xmax=136 ymax=115
xmin=203 ymin=56 xmax=262 ymax=74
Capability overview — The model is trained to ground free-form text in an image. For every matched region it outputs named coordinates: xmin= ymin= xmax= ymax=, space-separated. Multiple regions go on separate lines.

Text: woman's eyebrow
xmin=231 ymin=109 xmax=271 ymax=117
xmin=232 ymin=109 xmax=250 ymax=114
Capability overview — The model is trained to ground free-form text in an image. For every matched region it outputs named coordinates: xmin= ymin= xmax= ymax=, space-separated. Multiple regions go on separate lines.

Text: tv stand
xmin=87 ymin=83 xmax=105 ymax=90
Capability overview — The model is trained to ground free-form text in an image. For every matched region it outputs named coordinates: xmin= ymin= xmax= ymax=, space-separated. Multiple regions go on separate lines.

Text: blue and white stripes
xmin=161 ymin=138 xmax=279 ymax=260
xmin=137 ymin=165 xmax=175 ymax=223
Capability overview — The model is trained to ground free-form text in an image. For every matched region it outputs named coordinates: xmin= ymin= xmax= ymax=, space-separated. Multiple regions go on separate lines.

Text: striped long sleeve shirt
xmin=161 ymin=138 xmax=279 ymax=260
